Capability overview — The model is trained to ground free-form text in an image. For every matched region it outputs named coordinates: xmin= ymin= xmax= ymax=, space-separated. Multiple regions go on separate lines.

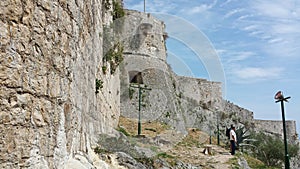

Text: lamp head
xmin=274 ymin=91 xmax=284 ymax=100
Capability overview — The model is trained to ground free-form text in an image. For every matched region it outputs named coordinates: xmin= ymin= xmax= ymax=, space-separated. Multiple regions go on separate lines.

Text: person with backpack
xmin=226 ymin=124 xmax=233 ymax=140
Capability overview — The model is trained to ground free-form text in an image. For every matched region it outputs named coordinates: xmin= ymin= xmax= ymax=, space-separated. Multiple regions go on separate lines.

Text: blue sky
xmin=124 ymin=0 xmax=300 ymax=134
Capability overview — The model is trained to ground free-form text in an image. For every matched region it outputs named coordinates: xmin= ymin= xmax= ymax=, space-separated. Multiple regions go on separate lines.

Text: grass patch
xmin=244 ymin=154 xmax=281 ymax=169
xmin=118 ymin=116 xmax=171 ymax=137
xmin=227 ymin=153 xmax=281 ymax=169
xmin=150 ymin=146 xmax=159 ymax=152
xmin=94 ymin=146 xmax=110 ymax=154
xmin=156 ymin=152 xmax=175 ymax=159
xmin=227 ymin=156 xmax=239 ymax=169
xmin=176 ymin=129 xmax=203 ymax=148
xmin=155 ymin=152 xmax=177 ymax=167
xmin=116 ymin=126 xmax=130 ymax=136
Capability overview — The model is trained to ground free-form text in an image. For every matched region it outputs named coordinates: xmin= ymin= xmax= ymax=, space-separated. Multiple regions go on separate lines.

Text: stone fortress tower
xmin=119 ymin=10 xmax=224 ymax=134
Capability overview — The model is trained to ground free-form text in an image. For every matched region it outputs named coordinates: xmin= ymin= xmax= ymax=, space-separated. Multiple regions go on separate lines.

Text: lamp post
xmin=209 ymin=126 xmax=212 ymax=144
xmin=215 ymin=107 xmax=220 ymax=145
xmin=130 ymin=84 xmax=151 ymax=136
xmin=217 ymin=113 xmax=220 ymax=145
xmin=275 ymin=91 xmax=291 ymax=169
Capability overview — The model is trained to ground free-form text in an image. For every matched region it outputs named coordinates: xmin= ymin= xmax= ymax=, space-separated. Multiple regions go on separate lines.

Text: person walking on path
xmin=230 ymin=126 xmax=237 ymax=155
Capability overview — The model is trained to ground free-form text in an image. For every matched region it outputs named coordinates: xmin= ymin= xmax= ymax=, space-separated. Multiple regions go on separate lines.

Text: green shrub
xmin=156 ymin=152 xmax=174 ymax=159
xmin=103 ymin=0 xmax=111 ymax=10
xmin=250 ymin=132 xmax=299 ymax=167
xmin=102 ymin=66 xmax=107 ymax=74
xmin=117 ymin=126 xmax=130 ymax=136
xmin=244 ymin=154 xmax=277 ymax=169
xmin=112 ymin=0 xmax=125 ymax=20
xmin=95 ymin=79 xmax=103 ymax=93
xmin=235 ymin=127 xmax=250 ymax=145
xmin=94 ymin=146 xmax=110 ymax=154
xmin=165 ymin=111 xmax=171 ymax=118
xmin=129 ymin=88 xmax=135 ymax=99
xmin=104 ymin=42 xmax=124 ymax=74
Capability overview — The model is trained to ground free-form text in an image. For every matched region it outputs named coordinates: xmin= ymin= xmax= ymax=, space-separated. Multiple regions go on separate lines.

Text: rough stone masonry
xmin=0 ymin=0 xmax=120 ymax=168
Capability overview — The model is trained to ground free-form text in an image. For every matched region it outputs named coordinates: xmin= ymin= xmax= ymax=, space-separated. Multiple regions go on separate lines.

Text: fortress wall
xmin=222 ymin=101 xmax=254 ymax=124
xmin=254 ymin=119 xmax=298 ymax=142
xmin=176 ymin=76 xmax=223 ymax=110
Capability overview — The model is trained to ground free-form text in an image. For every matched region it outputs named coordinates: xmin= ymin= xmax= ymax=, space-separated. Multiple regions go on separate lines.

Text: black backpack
xmin=226 ymin=128 xmax=231 ymax=139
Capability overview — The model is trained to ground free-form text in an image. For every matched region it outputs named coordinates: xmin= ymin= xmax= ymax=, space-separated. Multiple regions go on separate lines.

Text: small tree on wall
xmin=112 ymin=0 xmax=125 ymax=21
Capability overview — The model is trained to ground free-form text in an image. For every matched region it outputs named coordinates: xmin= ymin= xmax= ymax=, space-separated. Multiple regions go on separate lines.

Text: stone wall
xmin=176 ymin=76 xmax=222 ymax=110
xmin=222 ymin=100 xmax=254 ymax=126
xmin=0 ymin=0 xmax=119 ymax=168
xmin=254 ymin=119 xmax=298 ymax=142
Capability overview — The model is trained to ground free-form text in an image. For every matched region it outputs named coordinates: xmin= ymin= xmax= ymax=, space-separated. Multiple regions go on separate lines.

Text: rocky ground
xmin=94 ymin=116 xmax=246 ymax=169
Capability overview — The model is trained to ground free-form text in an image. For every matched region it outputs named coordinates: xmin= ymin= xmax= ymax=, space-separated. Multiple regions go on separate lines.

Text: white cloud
xmin=147 ymin=0 xmax=177 ymax=13
xmin=237 ymin=14 xmax=254 ymax=21
xmin=225 ymin=0 xmax=300 ymax=59
xmin=234 ymin=67 xmax=283 ymax=80
xmin=271 ymin=23 xmax=300 ymax=34
xmin=189 ymin=6 xmax=208 ymax=14
xmin=221 ymin=50 xmax=256 ymax=62
xmin=224 ymin=8 xmax=244 ymax=19
xmin=220 ymin=0 xmax=234 ymax=7
xmin=267 ymin=38 xmax=283 ymax=44
xmin=242 ymin=25 xmax=258 ymax=31
xmin=185 ymin=0 xmax=217 ymax=15
xmin=251 ymin=0 xmax=296 ymax=19
xmin=249 ymin=31 xmax=263 ymax=36
xmin=262 ymin=40 xmax=300 ymax=58
xmin=233 ymin=51 xmax=255 ymax=61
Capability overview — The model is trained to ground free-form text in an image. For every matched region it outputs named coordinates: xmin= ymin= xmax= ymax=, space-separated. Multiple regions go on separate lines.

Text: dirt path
xmin=161 ymin=129 xmax=234 ymax=169
xmin=118 ymin=117 xmax=235 ymax=168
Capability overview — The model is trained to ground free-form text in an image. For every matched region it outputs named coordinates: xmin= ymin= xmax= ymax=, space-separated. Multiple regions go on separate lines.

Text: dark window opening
xmin=129 ymin=71 xmax=143 ymax=84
